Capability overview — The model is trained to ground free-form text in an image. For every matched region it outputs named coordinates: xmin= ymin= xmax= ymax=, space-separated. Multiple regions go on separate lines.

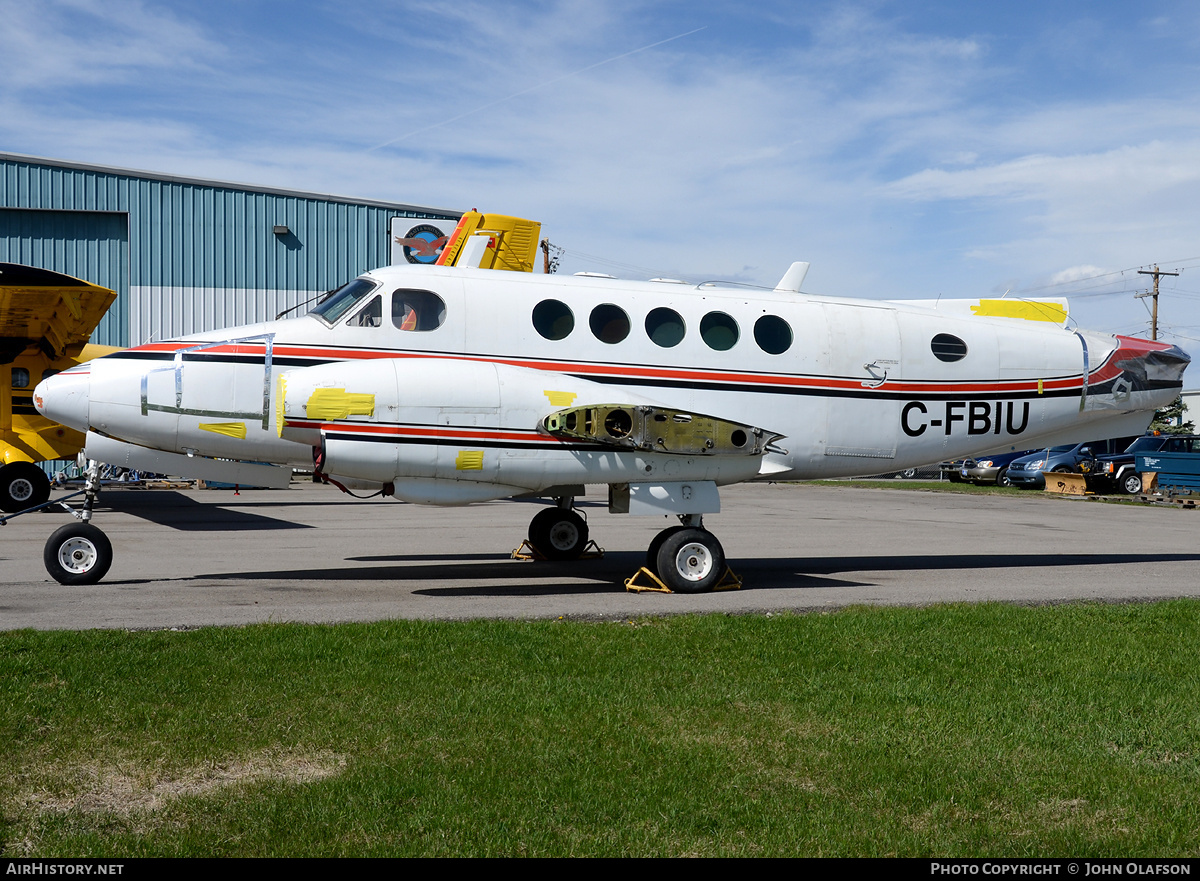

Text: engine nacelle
xmin=276 ymin=357 xmax=772 ymax=502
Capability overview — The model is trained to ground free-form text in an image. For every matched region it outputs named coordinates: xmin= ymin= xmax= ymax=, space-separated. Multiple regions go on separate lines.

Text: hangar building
xmin=0 ymin=152 xmax=461 ymax=347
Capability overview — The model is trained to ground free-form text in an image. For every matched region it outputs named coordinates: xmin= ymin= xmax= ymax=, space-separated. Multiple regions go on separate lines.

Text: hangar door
xmin=0 ymin=209 xmax=130 ymax=347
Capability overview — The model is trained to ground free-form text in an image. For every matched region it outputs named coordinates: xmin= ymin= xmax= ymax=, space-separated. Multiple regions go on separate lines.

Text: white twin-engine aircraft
xmin=33 ymin=256 xmax=1189 ymax=589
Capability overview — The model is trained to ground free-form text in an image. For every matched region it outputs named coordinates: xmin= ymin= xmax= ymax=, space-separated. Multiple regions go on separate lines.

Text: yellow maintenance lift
xmin=436 ymin=210 xmax=543 ymax=272
xmin=0 ymin=264 xmax=120 ymax=511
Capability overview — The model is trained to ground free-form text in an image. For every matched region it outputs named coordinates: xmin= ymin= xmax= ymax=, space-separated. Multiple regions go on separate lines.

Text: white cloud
xmin=1049 ymin=265 xmax=1114 ymax=286
xmin=0 ymin=0 xmax=225 ymax=90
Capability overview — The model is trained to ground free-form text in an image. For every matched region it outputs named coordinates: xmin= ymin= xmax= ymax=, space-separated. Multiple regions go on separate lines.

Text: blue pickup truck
xmin=1135 ymin=435 xmax=1200 ymax=492
xmin=1092 ymin=434 xmax=1200 ymax=494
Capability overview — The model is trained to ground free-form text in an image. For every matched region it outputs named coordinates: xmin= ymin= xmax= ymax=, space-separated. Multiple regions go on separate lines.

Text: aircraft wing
xmin=0 ymin=264 xmax=117 ymax=363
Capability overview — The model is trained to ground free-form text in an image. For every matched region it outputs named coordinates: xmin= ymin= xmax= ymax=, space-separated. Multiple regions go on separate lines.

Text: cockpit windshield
xmin=309 ymin=278 xmax=379 ymax=324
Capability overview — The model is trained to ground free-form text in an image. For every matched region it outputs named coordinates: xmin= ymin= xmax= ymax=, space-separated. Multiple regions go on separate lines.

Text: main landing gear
xmin=520 ymin=502 xmax=734 ymax=593
xmin=642 ymin=515 xmax=728 ymax=593
xmin=527 ymin=502 xmax=590 ymax=560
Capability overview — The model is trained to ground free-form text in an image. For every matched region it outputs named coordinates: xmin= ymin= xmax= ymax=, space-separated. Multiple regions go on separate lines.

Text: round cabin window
xmin=645 ymin=307 xmax=686 ymax=347
xmin=590 ymin=304 xmax=631 ymax=344
xmin=532 ymin=299 xmax=575 ymax=340
xmin=700 ymin=312 xmax=739 ymax=351
xmin=754 ymin=315 xmax=793 ymax=355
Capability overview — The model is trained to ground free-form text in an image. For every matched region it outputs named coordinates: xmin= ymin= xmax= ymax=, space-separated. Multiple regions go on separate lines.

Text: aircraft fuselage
xmin=36 ymin=263 xmax=1188 ymax=502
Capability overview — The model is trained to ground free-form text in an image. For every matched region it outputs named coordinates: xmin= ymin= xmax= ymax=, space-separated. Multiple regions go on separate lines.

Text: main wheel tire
xmin=0 ymin=462 xmax=51 ymax=513
xmin=1120 ymin=472 xmax=1142 ymax=495
xmin=645 ymin=525 xmax=687 ymax=576
xmin=528 ymin=507 xmax=589 ymax=560
xmin=44 ymin=523 xmax=113 ymax=585
xmin=655 ymin=528 xmax=726 ymax=593
xmin=996 ymin=468 xmax=1014 ymax=488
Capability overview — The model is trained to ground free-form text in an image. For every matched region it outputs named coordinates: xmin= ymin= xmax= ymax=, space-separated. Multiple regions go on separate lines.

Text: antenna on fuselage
xmin=773 ymin=262 xmax=810 ymax=293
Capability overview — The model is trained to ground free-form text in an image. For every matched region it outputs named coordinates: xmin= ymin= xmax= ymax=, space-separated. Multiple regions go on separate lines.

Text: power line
xmin=1017 ymin=256 xmax=1200 ymax=296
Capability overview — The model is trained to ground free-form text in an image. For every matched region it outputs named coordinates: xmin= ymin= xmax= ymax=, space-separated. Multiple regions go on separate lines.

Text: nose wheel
xmin=43 ymin=523 xmax=113 ymax=585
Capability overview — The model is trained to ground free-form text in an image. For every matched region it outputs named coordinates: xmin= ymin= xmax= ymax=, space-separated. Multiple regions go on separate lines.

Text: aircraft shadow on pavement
xmin=185 ymin=552 xmax=649 ymax=595
xmin=100 ymin=491 xmax=313 ymax=531
xmin=175 ymin=549 xmax=1200 ymax=597
xmin=758 ymin=551 xmax=1200 ymax=576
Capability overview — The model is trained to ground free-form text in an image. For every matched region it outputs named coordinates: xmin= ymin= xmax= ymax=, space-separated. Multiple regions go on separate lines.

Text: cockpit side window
xmin=347 ymin=295 xmax=382 ymax=328
xmin=310 ymin=278 xmax=379 ymax=324
xmin=392 ymin=289 xmax=447 ymax=332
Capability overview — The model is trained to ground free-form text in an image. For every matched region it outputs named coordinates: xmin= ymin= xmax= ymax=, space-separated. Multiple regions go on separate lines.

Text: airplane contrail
xmin=366 ymin=26 xmax=707 ymax=152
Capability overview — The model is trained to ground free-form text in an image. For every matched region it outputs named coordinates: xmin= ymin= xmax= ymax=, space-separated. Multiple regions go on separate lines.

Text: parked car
xmin=1089 ymin=434 xmax=1200 ymax=494
xmin=1005 ymin=437 xmax=1139 ymax=489
xmin=956 ymin=449 xmax=1037 ymax=487
xmin=868 ymin=465 xmax=941 ymax=479
xmin=939 ymin=460 xmax=967 ymax=482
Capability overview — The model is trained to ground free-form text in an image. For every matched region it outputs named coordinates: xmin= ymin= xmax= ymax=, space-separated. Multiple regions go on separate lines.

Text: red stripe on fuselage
xmin=123 ymin=339 xmax=1093 ymax=396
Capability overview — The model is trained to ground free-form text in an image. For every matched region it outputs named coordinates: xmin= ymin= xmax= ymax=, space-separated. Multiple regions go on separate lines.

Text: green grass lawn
xmin=3 ymin=602 xmax=1199 ymax=856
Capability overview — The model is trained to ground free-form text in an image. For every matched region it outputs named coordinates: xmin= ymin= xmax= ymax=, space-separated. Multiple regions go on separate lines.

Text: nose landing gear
xmin=37 ymin=458 xmax=112 ymax=585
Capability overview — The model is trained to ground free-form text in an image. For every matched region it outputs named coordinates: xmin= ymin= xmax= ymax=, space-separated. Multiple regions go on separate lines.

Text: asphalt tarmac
xmin=2 ymin=481 xmax=1198 ymax=630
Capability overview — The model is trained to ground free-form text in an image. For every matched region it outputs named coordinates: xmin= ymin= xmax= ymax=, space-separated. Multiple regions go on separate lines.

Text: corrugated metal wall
xmin=0 ymin=208 xmax=129 ymax=346
xmin=0 ymin=154 xmax=459 ymax=346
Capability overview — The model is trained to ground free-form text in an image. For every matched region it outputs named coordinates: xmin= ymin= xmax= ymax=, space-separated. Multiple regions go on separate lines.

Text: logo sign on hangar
xmin=389 ymin=218 xmax=460 ymax=266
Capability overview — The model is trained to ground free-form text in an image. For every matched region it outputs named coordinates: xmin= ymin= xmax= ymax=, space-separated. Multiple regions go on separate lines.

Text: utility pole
xmin=1136 ymin=265 xmax=1179 ymax=340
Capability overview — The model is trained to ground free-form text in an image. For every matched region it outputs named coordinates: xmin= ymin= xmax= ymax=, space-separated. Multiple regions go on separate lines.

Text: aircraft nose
xmin=34 ymin=369 xmax=91 ymax=433
xmin=1111 ymin=335 xmax=1191 ymax=388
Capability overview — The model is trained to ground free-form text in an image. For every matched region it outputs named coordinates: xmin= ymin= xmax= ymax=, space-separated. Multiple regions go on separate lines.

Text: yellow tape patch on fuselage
xmin=275 ymin=374 xmax=288 ymax=436
xmin=970 ymin=300 xmax=1067 ymax=323
xmin=455 ymin=450 xmax=484 ymax=470
xmin=544 ymin=390 xmax=577 ymax=407
xmin=305 ymin=388 xmax=375 ymax=420
xmin=199 ymin=422 xmax=247 ymax=439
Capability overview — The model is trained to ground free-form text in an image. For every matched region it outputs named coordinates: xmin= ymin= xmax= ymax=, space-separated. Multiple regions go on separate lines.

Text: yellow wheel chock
xmin=511 ymin=539 xmax=604 ymax=561
xmin=624 ymin=565 xmax=743 ymax=594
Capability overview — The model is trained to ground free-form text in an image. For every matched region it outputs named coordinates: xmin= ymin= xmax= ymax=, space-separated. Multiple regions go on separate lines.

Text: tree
xmin=1150 ymin=395 xmax=1194 ymax=435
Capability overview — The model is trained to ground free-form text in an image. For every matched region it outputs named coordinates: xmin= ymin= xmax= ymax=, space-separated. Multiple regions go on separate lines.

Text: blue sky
xmin=5 ymin=0 xmax=1200 ymax=367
